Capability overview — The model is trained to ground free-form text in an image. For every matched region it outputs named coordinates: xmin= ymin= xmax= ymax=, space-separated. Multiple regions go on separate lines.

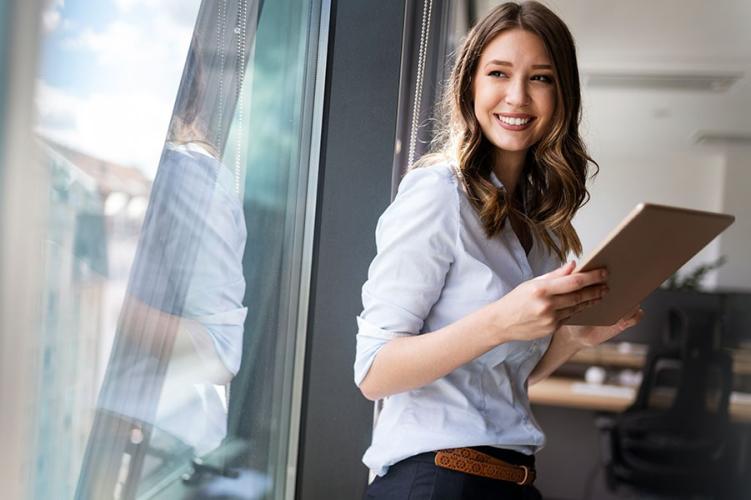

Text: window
xmin=7 ymin=0 xmax=328 ymax=498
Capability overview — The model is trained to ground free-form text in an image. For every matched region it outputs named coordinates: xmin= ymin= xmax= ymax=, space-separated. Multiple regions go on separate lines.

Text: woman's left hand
xmin=564 ymin=306 xmax=646 ymax=349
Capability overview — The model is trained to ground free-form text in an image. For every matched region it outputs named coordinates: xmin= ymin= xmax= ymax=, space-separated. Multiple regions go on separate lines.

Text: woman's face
xmin=472 ymin=29 xmax=557 ymax=156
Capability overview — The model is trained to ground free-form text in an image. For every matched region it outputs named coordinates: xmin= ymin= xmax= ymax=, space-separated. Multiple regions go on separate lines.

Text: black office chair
xmin=597 ymin=308 xmax=736 ymax=499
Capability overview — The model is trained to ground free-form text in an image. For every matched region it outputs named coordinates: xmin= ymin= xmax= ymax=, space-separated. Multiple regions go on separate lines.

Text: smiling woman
xmin=353 ymin=0 xmax=751 ymax=498
xmin=356 ymin=2 xmax=643 ymax=499
xmin=472 ymin=30 xmax=557 ymax=168
xmin=416 ymin=1 xmax=597 ymax=262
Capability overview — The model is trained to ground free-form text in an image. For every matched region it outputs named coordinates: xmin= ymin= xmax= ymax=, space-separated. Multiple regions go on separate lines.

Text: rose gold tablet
xmin=565 ymin=203 xmax=735 ymax=326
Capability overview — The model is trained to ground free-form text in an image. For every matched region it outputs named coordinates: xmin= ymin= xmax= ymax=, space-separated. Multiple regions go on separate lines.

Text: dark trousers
xmin=363 ymin=447 xmax=543 ymax=500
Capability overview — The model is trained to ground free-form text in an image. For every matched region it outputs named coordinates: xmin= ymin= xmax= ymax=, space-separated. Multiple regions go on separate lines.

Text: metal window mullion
xmin=283 ymin=2 xmax=332 ymax=497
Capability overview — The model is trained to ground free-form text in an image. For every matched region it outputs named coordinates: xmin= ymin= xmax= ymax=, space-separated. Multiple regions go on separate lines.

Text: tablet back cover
xmin=565 ymin=203 xmax=735 ymax=326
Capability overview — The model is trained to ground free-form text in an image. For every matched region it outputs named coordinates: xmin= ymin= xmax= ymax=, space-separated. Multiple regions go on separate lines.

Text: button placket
xmin=502 ymin=224 xmax=533 ymax=280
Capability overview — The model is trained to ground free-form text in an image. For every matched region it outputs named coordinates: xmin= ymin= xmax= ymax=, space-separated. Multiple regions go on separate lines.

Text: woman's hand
xmin=562 ymin=305 xmax=646 ymax=349
xmin=492 ymin=261 xmax=609 ymax=343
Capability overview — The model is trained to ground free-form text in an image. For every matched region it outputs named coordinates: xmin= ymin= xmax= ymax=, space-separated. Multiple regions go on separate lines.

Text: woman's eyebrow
xmin=484 ymin=60 xmax=552 ymax=70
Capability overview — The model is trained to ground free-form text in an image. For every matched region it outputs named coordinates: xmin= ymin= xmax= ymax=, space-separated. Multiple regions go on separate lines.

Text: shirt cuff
xmin=354 ymin=315 xmax=413 ymax=386
xmin=185 ymin=306 xmax=247 ymax=376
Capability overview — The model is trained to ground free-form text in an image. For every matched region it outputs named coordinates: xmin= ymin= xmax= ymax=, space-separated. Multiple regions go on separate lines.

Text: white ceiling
xmin=475 ymin=0 xmax=751 ymax=156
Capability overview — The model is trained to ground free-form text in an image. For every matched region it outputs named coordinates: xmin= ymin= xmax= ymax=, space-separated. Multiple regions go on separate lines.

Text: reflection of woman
xmin=96 ymin=37 xmax=247 ymax=455
xmin=355 ymin=2 xmax=643 ymax=498
xmin=132 ymin=43 xmax=247 ymax=452
xmin=76 ymin=16 xmax=253 ymax=497
xmin=133 ymin=136 xmax=246 ymax=453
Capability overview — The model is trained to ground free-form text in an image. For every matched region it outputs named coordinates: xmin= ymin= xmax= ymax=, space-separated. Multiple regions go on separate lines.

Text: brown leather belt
xmin=434 ymin=447 xmax=536 ymax=486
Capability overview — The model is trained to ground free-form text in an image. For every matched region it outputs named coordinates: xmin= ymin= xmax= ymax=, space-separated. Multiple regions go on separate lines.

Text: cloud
xmin=39 ymin=1 xmax=202 ymax=176
xmin=42 ymin=0 xmax=64 ymax=33
xmin=64 ymin=18 xmax=192 ymax=76
xmin=114 ymin=0 xmax=199 ymax=27
xmin=36 ymin=79 xmax=173 ymax=178
xmin=60 ymin=3 xmax=197 ymax=97
xmin=114 ymin=0 xmax=156 ymax=12
xmin=64 ymin=21 xmax=139 ymax=56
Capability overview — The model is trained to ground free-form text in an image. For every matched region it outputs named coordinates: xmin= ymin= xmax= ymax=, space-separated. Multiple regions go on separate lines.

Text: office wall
xmin=717 ymin=146 xmax=751 ymax=291
xmin=573 ymin=151 xmax=727 ymax=288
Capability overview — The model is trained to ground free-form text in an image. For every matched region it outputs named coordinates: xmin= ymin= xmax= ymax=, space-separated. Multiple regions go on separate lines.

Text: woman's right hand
xmin=492 ymin=261 xmax=609 ymax=342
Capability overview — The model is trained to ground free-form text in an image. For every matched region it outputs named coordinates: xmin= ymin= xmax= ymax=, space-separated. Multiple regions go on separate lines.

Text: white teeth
xmin=497 ymin=115 xmax=531 ymax=126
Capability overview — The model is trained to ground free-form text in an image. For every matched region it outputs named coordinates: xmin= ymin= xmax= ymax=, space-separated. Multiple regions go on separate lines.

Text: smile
xmin=494 ymin=114 xmax=535 ymax=130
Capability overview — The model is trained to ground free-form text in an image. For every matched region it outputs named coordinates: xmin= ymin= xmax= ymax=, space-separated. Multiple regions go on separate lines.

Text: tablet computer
xmin=564 ymin=203 xmax=735 ymax=326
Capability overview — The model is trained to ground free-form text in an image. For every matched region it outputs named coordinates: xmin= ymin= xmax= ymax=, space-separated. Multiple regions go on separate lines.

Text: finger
xmin=545 ymin=268 xmax=608 ymax=295
xmin=551 ymin=284 xmax=608 ymax=310
xmin=616 ymin=305 xmax=641 ymax=322
xmin=533 ymin=261 xmax=575 ymax=281
xmin=616 ymin=307 xmax=645 ymax=330
xmin=625 ymin=305 xmax=642 ymax=318
xmin=555 ymin=297 xmax=602 ymax=321
xmin=624 ymin=307 xmax=645 ymax=325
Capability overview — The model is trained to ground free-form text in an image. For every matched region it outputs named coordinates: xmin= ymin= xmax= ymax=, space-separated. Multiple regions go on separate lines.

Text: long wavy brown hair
xmin=415 ymin=1 xmax=597 ymax=261
xmin=167 ymin=33 xmax=220 ymax=158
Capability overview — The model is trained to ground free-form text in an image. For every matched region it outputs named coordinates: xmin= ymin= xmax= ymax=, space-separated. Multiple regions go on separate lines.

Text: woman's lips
xmin=494 ymin=114 xmax=536 ymax=131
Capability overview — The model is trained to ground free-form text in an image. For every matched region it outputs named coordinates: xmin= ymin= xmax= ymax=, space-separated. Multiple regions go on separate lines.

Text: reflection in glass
xmin=21 ymin=0 xmax=324 ymax=497
xmin=76 ymin=2 xmax=256 ymax=498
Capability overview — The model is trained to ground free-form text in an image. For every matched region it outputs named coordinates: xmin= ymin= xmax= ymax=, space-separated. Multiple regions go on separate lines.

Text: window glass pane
xmin=17 ymin=0 xmax=325 ymax=498
xmin=32 ymin=3 xmax=201 ymax=497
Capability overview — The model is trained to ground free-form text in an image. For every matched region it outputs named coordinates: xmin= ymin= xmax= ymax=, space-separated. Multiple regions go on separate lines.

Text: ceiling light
xmin=694 ymin=131 xmax=751 ymax=146
xmin=584 ymin=71 xmax=743 ymax=92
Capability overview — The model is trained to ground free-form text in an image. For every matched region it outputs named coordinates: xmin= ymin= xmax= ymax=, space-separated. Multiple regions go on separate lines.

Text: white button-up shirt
xmin=354 ymin=161 xmax=562 ymax=477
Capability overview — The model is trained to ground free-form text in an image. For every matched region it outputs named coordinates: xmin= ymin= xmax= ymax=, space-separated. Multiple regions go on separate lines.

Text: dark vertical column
xmin=296 ymin=1 xmax=406 ymax=499
xmin=392 ymin=0 xmax=452 ymax=194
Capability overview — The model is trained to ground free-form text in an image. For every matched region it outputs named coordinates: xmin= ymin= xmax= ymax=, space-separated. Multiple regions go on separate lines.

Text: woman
xmin=355 ymin=2 xmax=644 ymax=499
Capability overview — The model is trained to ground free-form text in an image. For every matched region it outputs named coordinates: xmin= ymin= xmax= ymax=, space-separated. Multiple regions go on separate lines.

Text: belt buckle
xmin=515 ymin=465 xmax=529 ymax=486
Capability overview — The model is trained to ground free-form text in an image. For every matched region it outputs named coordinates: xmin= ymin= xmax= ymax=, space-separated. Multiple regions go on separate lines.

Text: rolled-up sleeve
xmin=182 ymin=165 xmax=248 ymax=377
xmin=354 ymin=166 xmax=459 ymax=386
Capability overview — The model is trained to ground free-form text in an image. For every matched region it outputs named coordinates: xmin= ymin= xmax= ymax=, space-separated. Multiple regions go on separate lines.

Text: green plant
xmin=662 ymin=255 xmax=727 ymax=290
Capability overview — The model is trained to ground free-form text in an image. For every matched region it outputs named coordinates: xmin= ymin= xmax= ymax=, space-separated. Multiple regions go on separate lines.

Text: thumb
xmin=535 ymin=261 xmax=575 ymax=280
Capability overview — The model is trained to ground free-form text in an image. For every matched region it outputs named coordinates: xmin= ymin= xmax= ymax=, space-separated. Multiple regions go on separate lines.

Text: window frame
xmin=294 ymin=1 xmax=407 ymax=499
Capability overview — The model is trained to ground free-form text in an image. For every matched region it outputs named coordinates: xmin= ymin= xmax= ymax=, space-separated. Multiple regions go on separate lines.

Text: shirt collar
xmin=489 ymin=171 xmax=504 ymax=189
xmin=167 ymin=141 xmax=214 ymax=159
xmin=490 ymin=170 xmax=529 ymax=215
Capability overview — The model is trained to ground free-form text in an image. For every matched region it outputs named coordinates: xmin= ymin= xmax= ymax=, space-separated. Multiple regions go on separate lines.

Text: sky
xmin=35 ymin=0 xmax=202 ymax=178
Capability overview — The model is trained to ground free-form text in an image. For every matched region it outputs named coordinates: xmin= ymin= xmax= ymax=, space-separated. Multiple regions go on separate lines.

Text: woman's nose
xmin=504 ymin=77 xmax=530 ymax=107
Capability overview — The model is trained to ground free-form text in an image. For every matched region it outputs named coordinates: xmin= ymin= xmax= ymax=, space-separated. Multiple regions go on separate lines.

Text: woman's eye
xmin=532 ymin=75 xmax=554 ymax=84
xmin=488 ymin=70 xmax=506 ymax=78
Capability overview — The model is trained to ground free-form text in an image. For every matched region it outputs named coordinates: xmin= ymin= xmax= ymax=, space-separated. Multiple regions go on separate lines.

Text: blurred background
xmin=0 ymin=1 xmax=749 ymax=499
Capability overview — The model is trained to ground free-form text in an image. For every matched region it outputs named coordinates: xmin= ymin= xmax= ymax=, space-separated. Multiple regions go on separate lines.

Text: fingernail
xmin=601 ymin=269 xmax=608 ymax=279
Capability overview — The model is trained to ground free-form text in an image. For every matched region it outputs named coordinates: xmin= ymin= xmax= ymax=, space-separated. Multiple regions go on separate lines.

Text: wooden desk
xmin=529 ymin=377 xmax=751 ymax=423
xmin=568 ymin=343 xmax=751 ymax=375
